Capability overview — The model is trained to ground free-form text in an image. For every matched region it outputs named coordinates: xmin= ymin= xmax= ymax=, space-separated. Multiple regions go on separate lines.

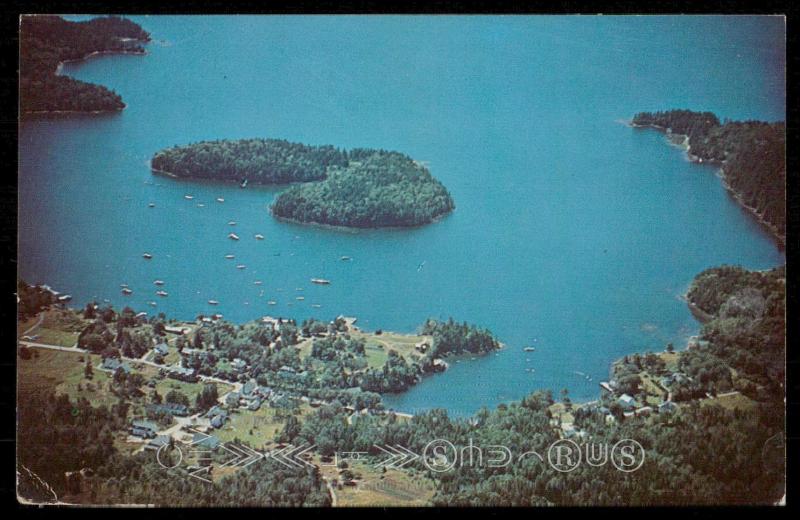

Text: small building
xmin=154 ymin=343 xmax=170 ymax=356
xmin=599 ymin=381 xmax=615 ymax=394
xmin=130 ymin=420 xmax=158 ymax=439
xmin=618 ymin=394 xmax=636 ymax=410
xmin=145 ymin=435 xmax=171 ymax=451
xmin=225 ymin=392 xmax=241 ymax=408
xmin=148 ymin=402 xmax=190 ymax=417
xmin=247 ymin=397 xmax=262 ymax=411
xmin=164 ymin=326 xmax=191 ymax=335
xmin=101 ymin=357 xmax=131 ymax=374
xmin=167 ymin=366 xmax=198 ymax=382
xmin=242 ymin=379 xmax=258 ymax=397
xmin=231 ymin=358 xmax=247 ymax=372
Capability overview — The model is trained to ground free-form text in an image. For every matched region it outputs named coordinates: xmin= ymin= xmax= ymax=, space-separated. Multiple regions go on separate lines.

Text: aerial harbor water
xmin=18 ymin=15 xmax=785 ymax=415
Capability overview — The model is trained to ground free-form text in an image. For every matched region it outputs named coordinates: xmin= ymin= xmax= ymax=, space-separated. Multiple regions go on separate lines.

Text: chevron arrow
xmin=289 ymin=444 xmax=316 ymax=467
xmin=267 ymin=444 xmax=303 ymax=468
xmin=374 ymin=445 xmax=404 ymax=468
xmin=187 ymin=465 xmax=212 ymax=483
xmin=219 ymin=442 xmax=249 ymax=468
xmin=233 ymin=443 xmax=264 ymax=468
xmin=393 ymin=445 xmax=420 ymax=468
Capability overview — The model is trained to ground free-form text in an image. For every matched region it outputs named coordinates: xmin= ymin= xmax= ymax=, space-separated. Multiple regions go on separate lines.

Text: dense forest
xmin=152 ymin=139 xmax=455 ymax=228
xmin=632 ymin=110 xmax=786 ymax=241
xmin=682 ymin=265 xmax=786 ymax=400
xmin=271 ymin=150 xmax=455 ymax=227
xmin=20 ymin=15 xmax=149 ymax=114
xmin=421 ymin=318 xmax=501 ymax=357
xmin=151 ymin=139 xmax=349 ymax=184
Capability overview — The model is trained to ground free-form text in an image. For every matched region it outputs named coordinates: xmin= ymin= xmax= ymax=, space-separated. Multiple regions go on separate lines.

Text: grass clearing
xmin=316 ymin=458 xmax=435 ymax=507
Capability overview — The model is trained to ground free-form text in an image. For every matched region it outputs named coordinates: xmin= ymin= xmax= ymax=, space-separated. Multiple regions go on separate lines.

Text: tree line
xmin=632 ymin=110 xmax=785 ymax=240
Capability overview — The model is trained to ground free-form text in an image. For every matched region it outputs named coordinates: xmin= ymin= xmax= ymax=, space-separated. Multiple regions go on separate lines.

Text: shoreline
xmin=22 ymin=41 xmax=149 ymax=117
xmin=631 ymin=122 xmax=785 ymax=248
xmin=271 ymin=209 xmax=453 ymax=232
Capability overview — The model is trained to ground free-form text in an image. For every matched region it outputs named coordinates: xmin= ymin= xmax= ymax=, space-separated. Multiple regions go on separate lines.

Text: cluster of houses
xmin=225 ymin=379 xmax=277 ymax=411
xmin=162 ymin=365 xmax=199 ymax=383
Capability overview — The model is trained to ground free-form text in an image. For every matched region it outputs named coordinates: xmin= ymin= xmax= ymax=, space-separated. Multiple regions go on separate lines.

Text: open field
xmin=316 ymin=457 xmax=435 ymax=506
xmin=700 ymin=392 xmax=757 ymax=412
xmin=17 ymin=347 xmax=116 ymax=408
xmin=214 ymin=403 xmax=313 ymax=447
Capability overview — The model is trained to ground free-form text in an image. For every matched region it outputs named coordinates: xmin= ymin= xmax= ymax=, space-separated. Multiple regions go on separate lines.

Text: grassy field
xmin=316 ymin=457 xmax=435 ymax=506
xmin=295 ymin=329 xmax=430 ymax=370
xmin=214 ymin=403 xmax=313 ymax=447
xmin=18 ymin=347 xmax=116 ymax=408
xmin=700 ymin=392 xmax=757 ymax=412
xmin=153 ymin=378 xmax=233 ymax=407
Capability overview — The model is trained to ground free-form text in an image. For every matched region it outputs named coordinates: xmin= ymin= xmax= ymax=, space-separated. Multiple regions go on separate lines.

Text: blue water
xmin=19 ymin=16 xmax=785 ymax=415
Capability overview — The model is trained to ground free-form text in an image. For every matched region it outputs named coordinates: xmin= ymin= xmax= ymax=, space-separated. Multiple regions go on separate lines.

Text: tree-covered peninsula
xmin=20 ymin=15 xmax=150 ymax=114
xmin=152 ymin=140 xmax=455 ymax=228
xmin=631 ymin=110 xmax=786 ymax=242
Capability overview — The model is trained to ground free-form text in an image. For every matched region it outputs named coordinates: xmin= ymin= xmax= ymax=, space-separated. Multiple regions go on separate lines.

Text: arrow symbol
xmin=374 ymin=445 xmax=404 ymax=469
xmin=290 ymin=444 xmax=316 ymax=467
xmin=393 ymin=445 xmax=419 ymax=468
xmin=233 ymin=443 xmax=263 ymax=468
xmin=220 ymin=442 xmax=248 ymax=468
xmin=267 ymin=444 xmax=302 ymax=468
xmin=374 ymin=445 xmax=420 ymax=469
xmin=187 ymin=465 xmax=212 ymax=483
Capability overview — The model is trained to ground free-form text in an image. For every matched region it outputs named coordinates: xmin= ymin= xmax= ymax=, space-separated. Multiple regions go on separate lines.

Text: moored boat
xmin=143 ymin=253 xmax=153 ymax=259
xmin=156 ymin=290 xmax=168 ymax=297
xmin=254 ymin=234 xmax=264 ymax=240
xmin=208 ymin=300 xmax=219 ymax=305
xmin=228 ymin=233 xmax=240 ymax=240
xmin=311 ymin=278 xmax=331 ymax=285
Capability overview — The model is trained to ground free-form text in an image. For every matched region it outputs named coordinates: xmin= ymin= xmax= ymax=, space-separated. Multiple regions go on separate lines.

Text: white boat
xmin=311 ymin=304 xmax=322 ymax=308
xmin=240 ymin=179 xmax=248 ymax=188
xmin=208 ymin=300 xmax=219 ymax=305
xmin=254 ymin=234 xmax=264 ymax=240
xmin=311 ymin=278 xmax=331 ymax=285
xmin=184 ymin=194 xmax=194 ymax=200
xmin=156 ymin=290 xmax=168 ymax=297
xmin=143 ymin=253 xmax=153 ymax=259
xmin=153 ymin=280 xmax=165 ymax=286
xmin=296 ymin=296 xmax=305 ymax=301
xmin=148 ymin=301 xmax=157 ymax=307
xmin=267 ymin=301 xmax=277 ymax=305
xmin=228 ymin=233 xmax=240 ymax=240
xmin=120 ymin=283 xmax=129 ymax=288
xmin=254 ymin=280 xmax=263 ymax=285
xmin=228 ymin=221 xmax=236 ymax=226
xmin=121 ymin=288 xmax=133 ymax=295
xmin=523 ymin=347 xmax=535 ymax=352
xmin=225 ymin=254 xmax=235 ymax=259
xmin=197 ymin=203 xmax=205 ymax=208
xmin=148 ymin=202 xmax=155 ymax=208
xmin=216 ymin=197 xmax=225 ymax=203
xmin=340 ymin=256 xmax=352 ymax=261
xmin=236 ymin=264 xmax=246 ymax=269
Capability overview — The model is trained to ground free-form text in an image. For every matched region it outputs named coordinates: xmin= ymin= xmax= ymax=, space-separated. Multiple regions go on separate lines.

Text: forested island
xmin=271 ymin=150 xmax=455 ymax=228
xmin=20 ymin=15 xmax=150 ymax=114
xmin=16 ymin=262 xmax=785 ymax=505
xmin=631 ymin=110 xmax=786 ymax=243
xmin=152 ymin=140 xmax=455 ymax=228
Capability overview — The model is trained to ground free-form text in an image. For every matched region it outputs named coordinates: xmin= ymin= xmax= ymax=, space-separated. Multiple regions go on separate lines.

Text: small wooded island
xmin=631 ymin=110 xmax=786 ymax=243
xmin=151 ymin=139 xmax=456 ymax=228
xmin=20 ymin=15 xmax=150 ymax=114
